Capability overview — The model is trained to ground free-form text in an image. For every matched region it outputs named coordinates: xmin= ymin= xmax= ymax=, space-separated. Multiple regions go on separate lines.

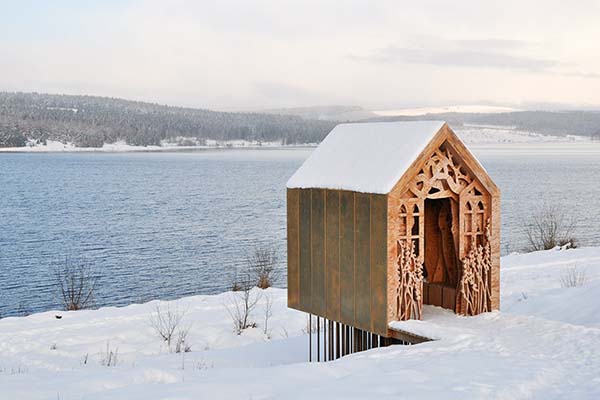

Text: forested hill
xmin=0 ymin=92 xmax=336 ymax=147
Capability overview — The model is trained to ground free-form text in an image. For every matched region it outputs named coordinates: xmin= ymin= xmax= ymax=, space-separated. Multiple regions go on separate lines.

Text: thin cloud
xmin=559 ymin=71 xmax=600 ymax=79
xmin=351 ymin=39 xmax=559 ymax=72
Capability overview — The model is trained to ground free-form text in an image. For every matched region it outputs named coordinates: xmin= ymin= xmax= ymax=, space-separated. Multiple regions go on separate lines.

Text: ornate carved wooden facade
xmin=388 ymin=139 xmax=497 ymax=320
xmin=288 ymin=121 xmax=500 ymax=348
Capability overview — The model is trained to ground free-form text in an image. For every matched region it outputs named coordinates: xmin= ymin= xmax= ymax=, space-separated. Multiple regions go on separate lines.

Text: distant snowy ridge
xmin=0 ymin=123 xmax=594 ymax=153
xmin=373 ymin=105 xmax=518 ymax=117
xmin=454 ymin=124 xmax=590 ymax=144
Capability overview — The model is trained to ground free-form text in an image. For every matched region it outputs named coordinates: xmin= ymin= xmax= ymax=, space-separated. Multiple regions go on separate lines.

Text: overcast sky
xmin=2 ymin=0 xmax=600 ymax=110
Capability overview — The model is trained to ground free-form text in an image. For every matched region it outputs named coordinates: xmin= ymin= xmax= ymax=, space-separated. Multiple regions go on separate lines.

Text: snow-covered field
xmin=373 ymin=105 xmax=518 ymax=116
xmin=454 ymin=124 xmax=589 ymax=145
xmin=1 ymin=248 xmax=600 ymax=399
xmin=0 ymin=139 xmax=292 ymax=153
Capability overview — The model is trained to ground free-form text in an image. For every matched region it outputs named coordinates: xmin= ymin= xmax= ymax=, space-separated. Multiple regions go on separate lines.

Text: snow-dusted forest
xmin=2 ymin=92 xmax=600 ymax=150
xmin=0 ymin=92 xmax=336 ymax=148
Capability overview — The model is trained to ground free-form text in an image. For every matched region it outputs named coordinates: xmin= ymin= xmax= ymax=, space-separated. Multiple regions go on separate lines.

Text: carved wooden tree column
xmin=393 ymin=201 xmax=424 ymax=321
xmin=395 ymin=240 xmax=423 ymax=320
xmin=457 ymin=220 xmax=493 ymax=315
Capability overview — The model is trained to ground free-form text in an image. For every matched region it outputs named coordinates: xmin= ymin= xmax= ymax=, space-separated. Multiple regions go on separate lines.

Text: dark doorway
xmin=423 ymin=198 xmax=459 ymax=311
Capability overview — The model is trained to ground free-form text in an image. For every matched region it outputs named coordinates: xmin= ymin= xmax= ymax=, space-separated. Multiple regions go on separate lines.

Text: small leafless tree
xmin=54 ymin=257 xmax=97 ymax=311
xmin=559 ymin=265 xmax=587 ymax=288
xmin=263 ymin=294 xmax=273 ymax=338
xmin=523 ymin=205 xmax=577 ymax=251
xmin=248 ymin=245 xmax=280 ymax=289
xmin=148 ymin=303 xmax=189 ymax=352
xmin=226 ymin=271 xmax=260 ymax=335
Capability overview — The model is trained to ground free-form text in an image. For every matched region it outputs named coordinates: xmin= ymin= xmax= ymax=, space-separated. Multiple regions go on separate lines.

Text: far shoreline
xmin=0 ymin=144 xmax=318 ymax=154
xmin=2 ymin=141 xmax=600 ymax=155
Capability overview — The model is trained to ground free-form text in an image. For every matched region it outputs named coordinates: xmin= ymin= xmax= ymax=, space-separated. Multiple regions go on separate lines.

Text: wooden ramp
xmin=388 ymin=325 xmax=434 ymax=344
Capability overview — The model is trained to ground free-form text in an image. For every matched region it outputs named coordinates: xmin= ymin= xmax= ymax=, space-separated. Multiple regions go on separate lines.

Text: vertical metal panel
xmin=339 ymin=191 xmax=355 ymax=325
xmin=355 ymin=193 xmax=371 ymax=331
xmin=287 ymin=189 xmax=300 ymax=308
xmin=311 ymin=189 xmax=326 ymax=316
xmin=325 ymin=190 xmax=340 ymax=321
xmin=299 ymin=189 xmax=312 ymax=310
xmin=370 ymin=194 xmax=388 ymax=336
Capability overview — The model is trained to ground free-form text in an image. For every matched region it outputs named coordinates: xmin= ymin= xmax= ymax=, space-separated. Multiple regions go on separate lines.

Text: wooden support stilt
xmin=328 ymin=319 xmax=332 ymax=360
xmin=324 ymin=319 xmax=328 ymax=362
xmin=336 ymin=322 xmax=340 ymax=359
xmin=308 ymin=314 xmax=312 ymax=362
xmin=316 ymin=317 xmax=320 ymax=362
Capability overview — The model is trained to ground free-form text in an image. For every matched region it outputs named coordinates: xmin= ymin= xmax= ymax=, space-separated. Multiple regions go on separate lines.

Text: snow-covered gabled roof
xmin=287 ymin=120 xmax=446 ymax=194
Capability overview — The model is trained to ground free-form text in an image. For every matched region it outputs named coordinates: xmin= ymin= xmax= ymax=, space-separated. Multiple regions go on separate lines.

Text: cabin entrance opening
xmin=423 ymin=197 xmax=459 ymax=311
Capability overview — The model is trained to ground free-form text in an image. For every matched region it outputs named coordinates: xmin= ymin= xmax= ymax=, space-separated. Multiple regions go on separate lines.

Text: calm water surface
xmin=0 ymin=147 xmax=599 ymax=316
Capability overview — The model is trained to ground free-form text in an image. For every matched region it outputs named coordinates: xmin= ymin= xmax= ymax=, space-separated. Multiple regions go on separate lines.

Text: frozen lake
xmin=1 ymin=145 xmax=599 ymax=316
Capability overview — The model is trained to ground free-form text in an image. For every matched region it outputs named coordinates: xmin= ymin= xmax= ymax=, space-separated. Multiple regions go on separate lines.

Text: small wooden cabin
xmin=286 ymin=121 xmax=500 ymax=353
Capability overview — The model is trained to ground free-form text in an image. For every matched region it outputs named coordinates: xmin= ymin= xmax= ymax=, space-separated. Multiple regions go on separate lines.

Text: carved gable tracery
xmin=408 ymin=144 xmax=473 ymax=199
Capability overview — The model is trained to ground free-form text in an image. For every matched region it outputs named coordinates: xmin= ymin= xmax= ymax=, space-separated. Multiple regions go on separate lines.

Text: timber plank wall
xmin=287 ymin=188 xmax=388 ymax=336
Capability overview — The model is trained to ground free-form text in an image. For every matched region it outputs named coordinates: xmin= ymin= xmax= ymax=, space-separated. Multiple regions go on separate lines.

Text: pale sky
xmin=2 ymin=0 xmax=600 ymax=110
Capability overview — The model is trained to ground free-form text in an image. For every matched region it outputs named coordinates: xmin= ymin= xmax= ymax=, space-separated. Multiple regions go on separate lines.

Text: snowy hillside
xmin=373 ymin=105 xmax=518 ymax=116
xmin=1 ymin=248 xmax=600 ymax=399
xmin=454 ymin=124 xmax=589 ymax=144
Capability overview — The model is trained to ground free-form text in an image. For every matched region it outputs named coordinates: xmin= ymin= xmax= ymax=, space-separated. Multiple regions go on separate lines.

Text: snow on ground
xmin=0 ymin=139 xmax=288 ymax=153
xmin=1 ymin=248 xmax=600 ymax=399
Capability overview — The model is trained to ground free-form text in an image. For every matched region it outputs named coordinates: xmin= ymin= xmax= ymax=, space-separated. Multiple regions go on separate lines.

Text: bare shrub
xmin=0 ymin=363 xmax=29 ymax=375
xmin=174 ymin=326 xmax=192 ymax=353
xmin=523 ymin=205 xmax=577 ymax=251
xmin=302 ymin=314 xmax=320 ymax=334
xmin=194 ymin=359 xmax=214 ymax=370
xmin=230 ymin=270 xmax=243 ymax=292
xmin=54 ymin=257 xmax=97 ymax=311
xmin=226 ymin=271 xmax=260 ymax=335
xmin=99 ymin=341 xmax=118 ymax=367
xmin=149 ymin=302 xmax=190 ymax=352
xmin=559 ymin=265 xmax=587 ymax=288
xmin=248 ymin=246 xmax=280 ymax=289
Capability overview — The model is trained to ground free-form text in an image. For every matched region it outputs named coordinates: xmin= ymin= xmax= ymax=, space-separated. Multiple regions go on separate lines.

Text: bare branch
xmin=523 ymin=204 xmax=578 ymax=251
xmin=53 ymin=257 xmax=97 ymax=311
xmin=148 ymin=302 xmax=189 ymax=352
